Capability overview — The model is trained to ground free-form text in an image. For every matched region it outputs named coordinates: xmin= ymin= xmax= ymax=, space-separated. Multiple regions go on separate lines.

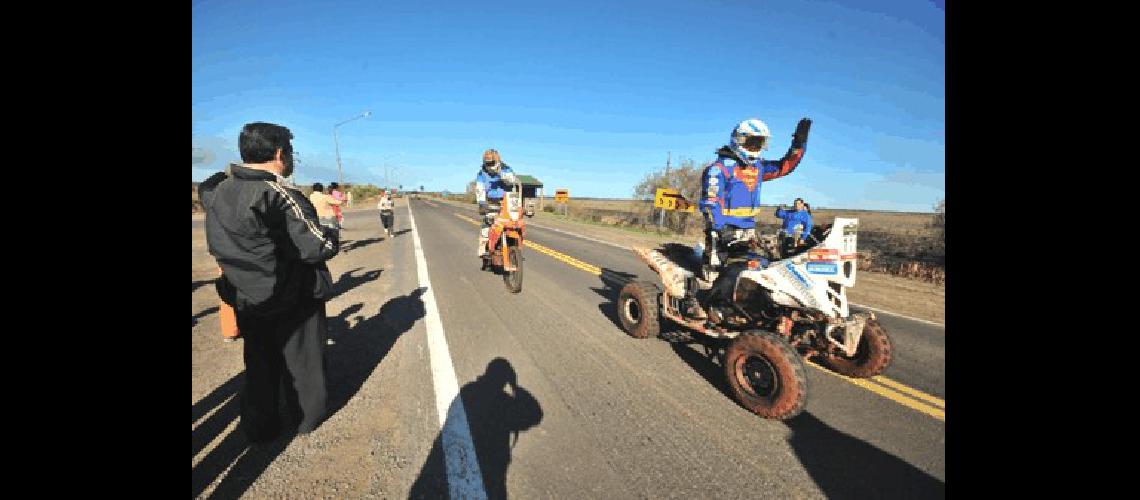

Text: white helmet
xmin=729 ymin=118 xmax=771 ymax=163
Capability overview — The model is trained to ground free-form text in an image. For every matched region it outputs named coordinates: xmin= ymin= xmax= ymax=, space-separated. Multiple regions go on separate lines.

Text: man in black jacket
xmin=199 ymin=122 xmax=340 ymax=443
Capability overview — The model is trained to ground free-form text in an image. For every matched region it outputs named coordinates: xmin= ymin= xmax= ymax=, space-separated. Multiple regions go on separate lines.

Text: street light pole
xmin=333 ymin=110 xmax=371 ymax=188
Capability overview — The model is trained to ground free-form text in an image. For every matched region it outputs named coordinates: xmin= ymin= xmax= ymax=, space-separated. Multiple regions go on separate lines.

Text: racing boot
xmin=478 ymin=227 xmax=490 ymax=257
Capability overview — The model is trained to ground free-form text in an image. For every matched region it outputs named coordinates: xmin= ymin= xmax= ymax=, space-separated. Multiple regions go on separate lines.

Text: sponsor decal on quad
xmin=808 ymin=248 xmax=838 ymax=261
xmin=806 ymin=262 xmax=839 ymax=274
xmin=778 ymin=264 xmax=818 ymax=308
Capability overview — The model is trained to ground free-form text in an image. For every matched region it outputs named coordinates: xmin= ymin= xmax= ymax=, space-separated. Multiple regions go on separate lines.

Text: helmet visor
xmin=741 ymin=135 xmax=768 ymax=152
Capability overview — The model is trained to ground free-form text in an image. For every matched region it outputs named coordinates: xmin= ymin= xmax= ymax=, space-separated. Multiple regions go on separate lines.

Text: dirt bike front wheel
xmin=503 ymin=246 xmax=523 ymax=293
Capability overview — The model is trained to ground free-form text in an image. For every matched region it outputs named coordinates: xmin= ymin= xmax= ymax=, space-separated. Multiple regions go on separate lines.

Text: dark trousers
xmin=236 ymin=300 xmax=328 ymax=442
xmin=380 ymin=210 xmax=394 ymax=230
xmin=706 ymin=261 xmax=747 ymax=307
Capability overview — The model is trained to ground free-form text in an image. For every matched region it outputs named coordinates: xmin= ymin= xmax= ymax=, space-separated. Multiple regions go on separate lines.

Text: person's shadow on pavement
xmin=409 ymin=357 xmax=544 ymax=499
xmin=192 ymin=371 xmax=294 ymax=499
xmin=330 ymin=267 xmax=384 ymax=299
xmin=192 ymin=288 xmax=427 ymax=498
xmin=325 ymin=287 xmax=426 ymax=416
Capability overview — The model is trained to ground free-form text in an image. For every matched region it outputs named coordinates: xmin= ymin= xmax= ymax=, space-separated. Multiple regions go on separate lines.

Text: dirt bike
xmin=616 ymin=217 xmax=892 ymax=420
xmin=480 ymin=183 xmax=526 ymax=293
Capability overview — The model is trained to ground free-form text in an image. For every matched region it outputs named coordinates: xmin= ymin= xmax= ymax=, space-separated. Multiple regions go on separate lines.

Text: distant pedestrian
xmin=377 ymin=189 xmax=395 ymax=237
xmin=330 ymin=182 xmax=345 ymax=229
xmin=199 ymin=121 xmax=339 ymax=443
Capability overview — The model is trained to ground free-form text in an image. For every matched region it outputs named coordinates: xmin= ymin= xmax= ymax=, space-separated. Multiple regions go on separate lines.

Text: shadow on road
xmin=192 ymin=287 xmax=427 ymax=498
xmin=342 ymin=237 xmax=383 ymax=252
xmin=668 ymin=331 xmax=945 ymax=499
xmin=589 ymin=268 xmax=639 ymax=331
xmin=409 ymin=358 xmax=544 ymax=500
xmin=192 ymin=305 xmax=221 ymax=327
xmin=785 ymin=412 xmax=945 ymax=499
xmin=324 ymin=287 xmax=426 ymax=416
xmin=192 ymin=371 xmax=295 ymax=499
xmin=192 ymin=278 xmax=215 ymax=293
xmin=331 ymin=267 xmax=384 ymax=299
xmin=392 ymin=228 xmax=411 ymax=237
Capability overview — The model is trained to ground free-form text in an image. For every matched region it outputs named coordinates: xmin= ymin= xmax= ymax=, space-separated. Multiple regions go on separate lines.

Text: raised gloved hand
xmin=791 ymin=118 xmax=812 ymax=149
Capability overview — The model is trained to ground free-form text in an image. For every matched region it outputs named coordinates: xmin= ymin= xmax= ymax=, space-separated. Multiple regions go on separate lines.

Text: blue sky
xmin=193 ymin=0 xmax=944 ymax=211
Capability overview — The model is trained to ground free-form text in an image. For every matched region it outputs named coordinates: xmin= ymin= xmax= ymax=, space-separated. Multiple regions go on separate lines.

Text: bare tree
xmin=633 ymin=157 xmax=707 ymax=233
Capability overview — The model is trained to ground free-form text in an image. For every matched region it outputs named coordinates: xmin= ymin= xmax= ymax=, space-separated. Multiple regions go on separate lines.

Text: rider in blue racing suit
xmin=695 ymin=117 xmax=812 ymax=319
xmin=475 ymin=148 xmax=518 ymax=257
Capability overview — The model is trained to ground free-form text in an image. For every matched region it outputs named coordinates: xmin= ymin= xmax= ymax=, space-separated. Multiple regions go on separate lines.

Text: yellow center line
xmin=807 ymin=360 xmax=945 ymax=420
xmin=871 ymin=375 xmax=945 ymax=409
xmin=452 ymin=212 xmax=946 ymax=421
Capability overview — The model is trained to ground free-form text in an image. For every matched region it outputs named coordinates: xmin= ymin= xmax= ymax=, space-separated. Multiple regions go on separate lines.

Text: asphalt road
xmin=403 ymin=198 xmax=945 ymax=498
xmin=193 ymin=198 xmax=946 ymax=498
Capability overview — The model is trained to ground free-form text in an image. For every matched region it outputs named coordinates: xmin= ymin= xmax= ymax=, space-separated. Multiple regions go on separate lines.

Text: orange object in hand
xmin=216 ymin=267 xmax=240 ymax=340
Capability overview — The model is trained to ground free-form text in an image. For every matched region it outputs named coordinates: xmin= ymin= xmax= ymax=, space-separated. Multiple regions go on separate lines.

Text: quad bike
xmin=480 ymin=183 xmax=527 ymax=293
xmin=617 ymin=218 xmax=892 ymax=420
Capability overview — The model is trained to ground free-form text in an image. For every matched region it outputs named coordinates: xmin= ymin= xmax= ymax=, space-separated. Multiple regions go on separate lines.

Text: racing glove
xmin=791 ymin=118 xmax=812 ymax=150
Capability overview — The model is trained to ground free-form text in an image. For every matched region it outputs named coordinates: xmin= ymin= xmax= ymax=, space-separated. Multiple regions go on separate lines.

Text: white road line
xmin=523 ymin=220 xmax=633 ymax=251
xmin=407 ymin=203 xmax=488 ymax=500
xmin=849 ymin=302 xmax=945 ymax=328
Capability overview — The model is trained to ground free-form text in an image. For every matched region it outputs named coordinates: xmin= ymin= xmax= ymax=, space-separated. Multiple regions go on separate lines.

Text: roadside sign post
xmin=654 ymin=188 xmax=695 ymax=230
xmin=555 ymin=189 xmax=569 ymax=216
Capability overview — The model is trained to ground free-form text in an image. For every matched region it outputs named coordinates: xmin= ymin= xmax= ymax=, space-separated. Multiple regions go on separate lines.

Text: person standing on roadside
xmin=330 ymin=182 xmax=345 ymax=229
xmin=308 ymin=183 xmax=342 ymax=235
xmin=199 ymin=122 xmax=340 ymax=443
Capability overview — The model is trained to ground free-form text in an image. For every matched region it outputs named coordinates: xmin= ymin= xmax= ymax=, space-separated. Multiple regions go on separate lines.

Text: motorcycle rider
xmin=475 ymin=149 xmax=518 ymax=257
xmin=695 ymin=117 xmax=812 ymax=319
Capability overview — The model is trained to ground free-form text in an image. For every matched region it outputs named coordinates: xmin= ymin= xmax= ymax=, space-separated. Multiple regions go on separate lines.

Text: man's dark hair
xmin=312 ymin=183 xmax=324 ymax=193
xmin=239 ymin=122 xmax=294 ymax=164
xmin=329 ymin=182 xmax=339 ymax=190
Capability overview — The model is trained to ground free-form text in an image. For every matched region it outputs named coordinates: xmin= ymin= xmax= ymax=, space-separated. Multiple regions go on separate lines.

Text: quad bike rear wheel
xmin=819 ymin=318 xmax=892 ymax=378
xmin=618 ymin=280 xmax=661 ymax=339
xmin=725 ymin=331 xmax=808 ymax=420
xmin=503 ymin=246 xmax=523 ymax=293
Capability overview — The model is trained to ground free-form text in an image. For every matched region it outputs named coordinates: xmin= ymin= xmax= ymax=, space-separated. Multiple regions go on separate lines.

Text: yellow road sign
xmin=555 ymin=189 xmax=569 ymax=203
xmin=654 ymin=188 xmax=695 ymax=212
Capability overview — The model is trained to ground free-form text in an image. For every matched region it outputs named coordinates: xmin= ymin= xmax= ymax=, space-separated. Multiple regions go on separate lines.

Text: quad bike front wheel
xmin=819 ymin=318 xmax=893 ymax=378
xmin=503 ymin=246 xmax=523 ymax=293
xmin=617 ymin=280 xmax=661 ymax=339
xmin=725 ymin=331 xmax=808 ymax=420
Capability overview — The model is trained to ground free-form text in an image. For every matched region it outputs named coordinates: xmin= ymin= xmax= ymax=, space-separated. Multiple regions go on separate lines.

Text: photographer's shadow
xmin=409 ymin=358 xmax=543 ymax=499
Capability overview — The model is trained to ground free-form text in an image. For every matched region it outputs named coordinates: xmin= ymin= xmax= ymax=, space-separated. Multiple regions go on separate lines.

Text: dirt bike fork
xmin=501 ymin=232 xmax=515 ymax=271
